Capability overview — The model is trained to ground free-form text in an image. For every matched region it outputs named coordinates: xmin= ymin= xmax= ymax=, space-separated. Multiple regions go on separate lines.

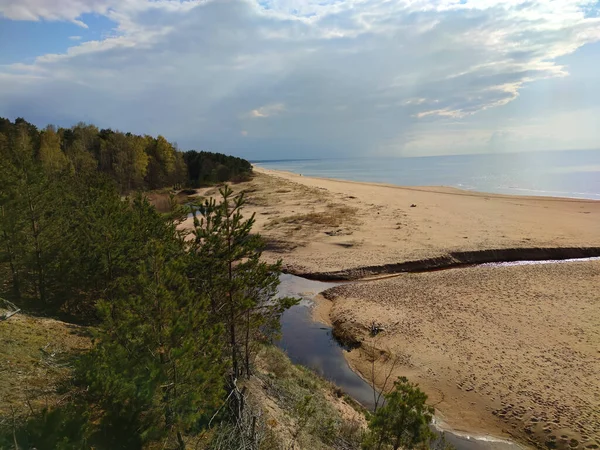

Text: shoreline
xmin=252 ymin=165 xmax=600 ymax=202
xmin=239 ymin=167 xmax=600 ymax=275
xmin=309 ymin=257 xmax=598 ymax=447
xmin=318 ymin=262 xmax=600 ymax=450
xmin=280 ymin=278 xmax=524 ymax=449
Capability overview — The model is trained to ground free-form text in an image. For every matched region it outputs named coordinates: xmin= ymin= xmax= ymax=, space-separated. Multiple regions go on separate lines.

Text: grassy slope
xmin=249 ymin=345 xmax=366 ymax=449
xmin=0 ymin=314 xmax=366 ymax=449
xmin=0 ymin=313 xmax=91 ymax=422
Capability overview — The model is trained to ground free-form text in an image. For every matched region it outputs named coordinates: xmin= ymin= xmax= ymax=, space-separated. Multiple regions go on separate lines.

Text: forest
xmin=0 ymin=118 xmax=437 ymax=450
xmin=184 ymin=150 xmax=252 ymax=186
xmin=0 ymin=117 xmax=297 ymax=448
xmin=0 ymin=117 xmax=253 ymax=193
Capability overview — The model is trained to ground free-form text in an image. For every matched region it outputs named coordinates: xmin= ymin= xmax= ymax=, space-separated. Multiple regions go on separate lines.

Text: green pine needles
xmin=363 ymin=377 xmax=435 ymax=450
xmin=189 ymin=185 xmax=298 ymax=381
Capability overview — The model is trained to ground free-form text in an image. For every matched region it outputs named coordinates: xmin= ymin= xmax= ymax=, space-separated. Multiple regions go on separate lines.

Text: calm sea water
xmin=255 ymin=149 xmax=600 ymax=200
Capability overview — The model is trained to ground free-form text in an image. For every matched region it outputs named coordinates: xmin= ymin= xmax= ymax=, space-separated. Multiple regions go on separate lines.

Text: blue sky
xmin=1 ymin=0 xmax=599 ymax=159
xmin=0 ymin=14 xmax=115 ymax=64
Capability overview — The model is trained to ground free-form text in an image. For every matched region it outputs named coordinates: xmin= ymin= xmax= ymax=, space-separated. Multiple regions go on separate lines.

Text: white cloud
xmin=69 ymin=35 xmax=82 ymax=40
xmin=417 ymin=108 xmax=467 ymax=119
xmin=0 ymin=0 xmax=112 ymax=24
xmin=248 ymin=103 xmax=285 ymax=118
xmin=0 ymin=0 xmax=201 ymax=26
xmin=0 ymin=0 xmax=599 ymax=157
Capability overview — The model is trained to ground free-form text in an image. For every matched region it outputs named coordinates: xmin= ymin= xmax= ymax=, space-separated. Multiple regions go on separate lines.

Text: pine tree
xmin=8 ymin=123 xmax=49 ymax=302
xmin=0 ymin=122 xmax=80 ymax=307
xmin=0 ymin=131 xmax=25 ymax=297
xmin=81 ymin=196 xmax=226 ymax=449
xmin=363 ymin=377 xmax=435 ymax=450
xmin=189 ymin=186 xmax=297 ymax=379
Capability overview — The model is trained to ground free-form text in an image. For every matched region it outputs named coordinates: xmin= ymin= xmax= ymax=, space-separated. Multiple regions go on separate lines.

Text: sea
xmin=254 ymin=149 xmax=600 ymax=200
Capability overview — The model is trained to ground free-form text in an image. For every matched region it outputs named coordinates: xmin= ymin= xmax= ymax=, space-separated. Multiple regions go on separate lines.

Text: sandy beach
xmin=181 ymin=168 xmax=600 ymax=448
xmin=322 ymin=262 xmax=600 ymax=449
xmin=183 ymin=167 xmax=600 ymax=276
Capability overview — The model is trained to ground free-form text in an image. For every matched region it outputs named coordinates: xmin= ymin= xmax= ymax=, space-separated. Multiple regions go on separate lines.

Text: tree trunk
xmin=227 ymin=208 xmax=238 ymax=378
xmin=24 ymin=179 xmax=45 ymax=303
xmin=229 ymin=292 xmax=238 ymax=377
xmin=176 ymin=430 xmax=186 ymax=450
xmin=106 ymin=244 xmax=117 ymax=320
xmin=173 ymin=360 xmax=185 ymax=450
xmin=244 ymin=309 xmax=251 ymax=378
xmin=375 ymin=420 xmax=391 ymax=450
xmin=18 ymin=129 xmax=46 ymax=303
xmin=2 ymin=228 xmax=20 ymax=298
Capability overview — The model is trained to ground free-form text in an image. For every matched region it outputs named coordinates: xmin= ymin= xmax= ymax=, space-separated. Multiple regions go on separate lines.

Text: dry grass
xmin=146 ymin=190 xmax=195 ymax=213
xmin=244 ymin=194 xmax=273 ymax=207
xmin=268 ymin=205 xmax=357 ymax=230
xmin=0 ymin=314 xmax=92 ymax=421
xmin=250 ymin=345 xmax=366 ymax=449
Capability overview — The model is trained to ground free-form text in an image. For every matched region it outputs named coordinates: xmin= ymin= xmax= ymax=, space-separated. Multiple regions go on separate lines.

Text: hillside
xmin=0 ymin=312 xmax=365 ymax=449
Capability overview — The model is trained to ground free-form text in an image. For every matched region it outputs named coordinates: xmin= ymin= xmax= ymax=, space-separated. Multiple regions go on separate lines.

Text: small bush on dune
xmin=362 ymin=377 xmax=434 ymax=450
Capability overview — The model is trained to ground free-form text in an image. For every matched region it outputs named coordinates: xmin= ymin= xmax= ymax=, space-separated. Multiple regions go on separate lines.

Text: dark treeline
xmin=184 ymin=150 xmax=252 ymax=187
xmin=0 ymin=117 xmax=253 ymax=193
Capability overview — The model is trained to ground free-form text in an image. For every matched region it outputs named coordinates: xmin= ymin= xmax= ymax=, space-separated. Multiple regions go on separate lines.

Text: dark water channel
xmin=276 ymin=275 xmax=375 ymax=408
xmin=275 ymin=273 xmax=523 ymax=450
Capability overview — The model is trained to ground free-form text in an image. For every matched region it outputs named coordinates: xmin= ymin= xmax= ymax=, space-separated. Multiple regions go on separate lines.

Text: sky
xmin=1 ymin=0 xmax=600 ymax=159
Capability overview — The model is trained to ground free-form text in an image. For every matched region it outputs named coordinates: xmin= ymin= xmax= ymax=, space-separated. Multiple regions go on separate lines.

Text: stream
xmin=275 ymin=273 xmax=523 ymax=450
xmin=275 ymin=257 xmax=600 ymax=448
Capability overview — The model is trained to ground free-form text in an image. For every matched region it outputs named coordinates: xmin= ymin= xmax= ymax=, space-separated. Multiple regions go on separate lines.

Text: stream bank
xmin=291 ymin=247 xmax=600 ymax=281
xmin=275 ymin=274 xmax=524 ymax=450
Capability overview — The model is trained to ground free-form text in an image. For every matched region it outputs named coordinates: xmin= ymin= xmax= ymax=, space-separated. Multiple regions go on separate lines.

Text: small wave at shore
xmin=480 ymin=256 xmax=600 ymax=268
xmin=489 ymin=185 xmax=600 ymax=200
xmin=432 ymin=418 xmax=522 ymax=450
